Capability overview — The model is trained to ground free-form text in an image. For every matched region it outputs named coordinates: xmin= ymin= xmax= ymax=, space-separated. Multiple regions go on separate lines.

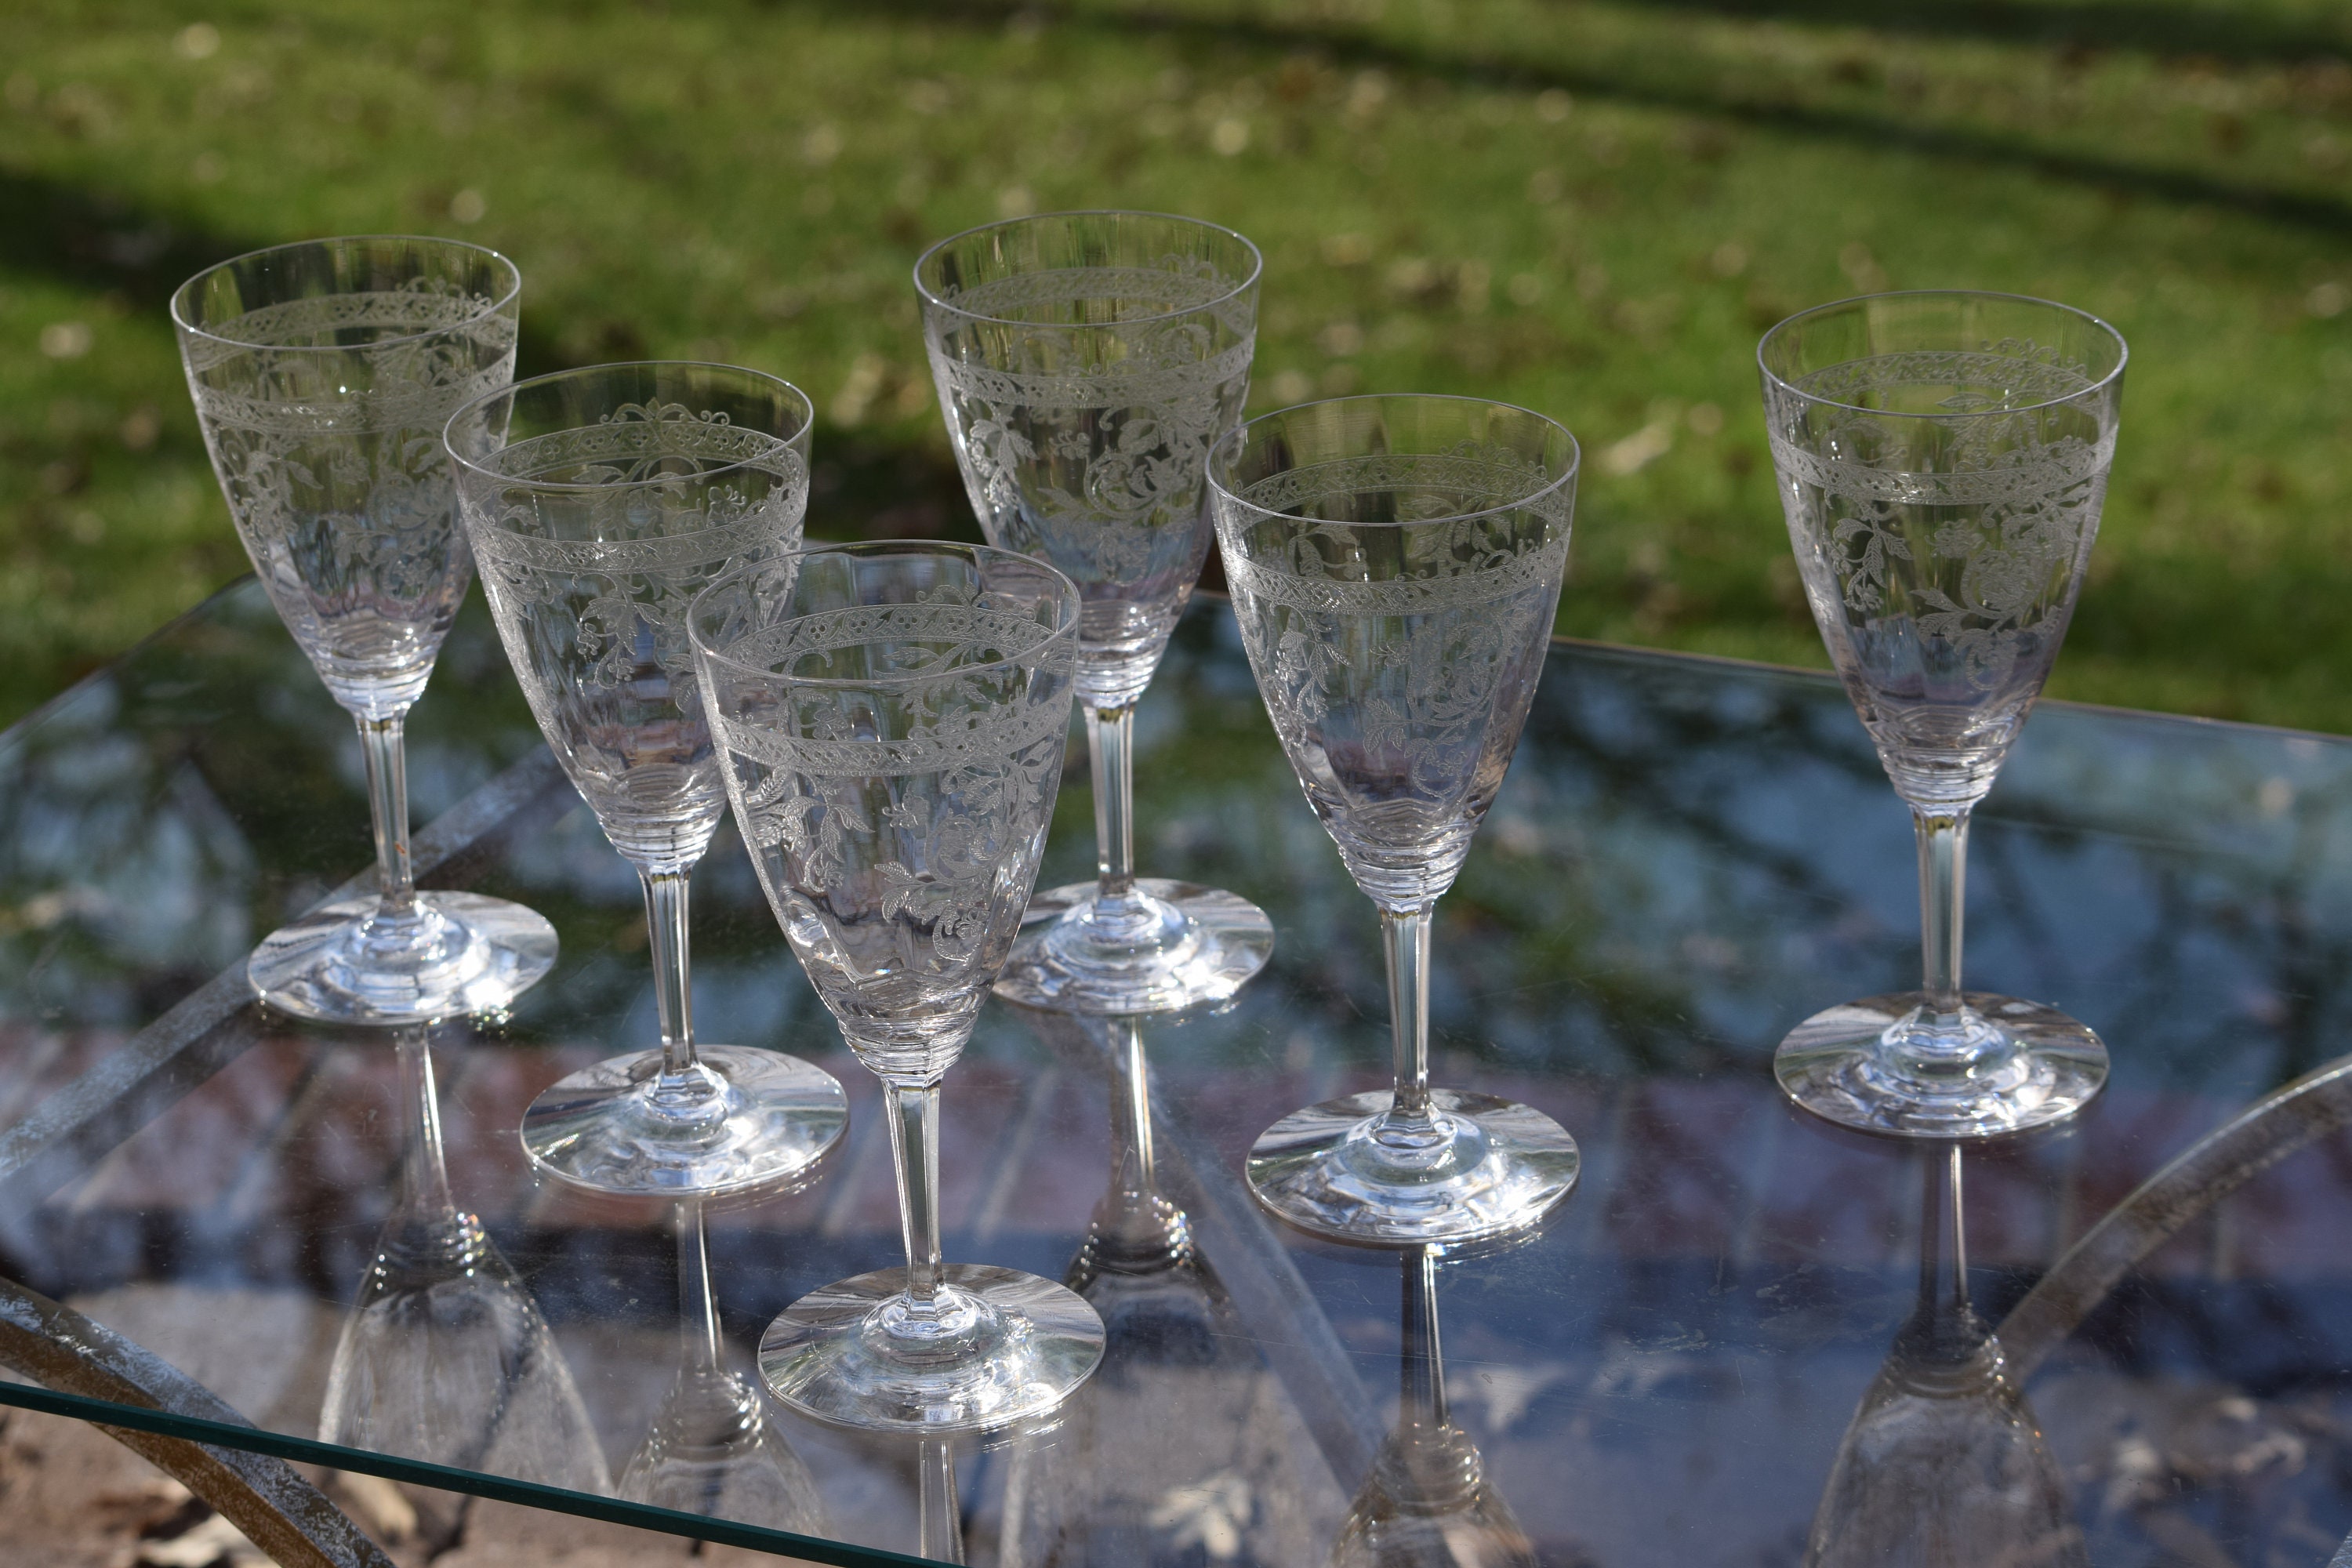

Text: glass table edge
xmin=0 ymin=1376 xmax=935 ymax=1566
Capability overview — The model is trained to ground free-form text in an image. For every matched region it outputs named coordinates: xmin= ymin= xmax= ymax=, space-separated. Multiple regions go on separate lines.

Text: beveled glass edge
xmin=0 ymin=1377 xmax=932 ymax=1567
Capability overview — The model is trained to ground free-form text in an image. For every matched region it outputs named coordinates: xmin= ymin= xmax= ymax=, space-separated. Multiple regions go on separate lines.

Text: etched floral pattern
xmin=704 ymin=593 xmax=1075 ymax=1080
xmin=924 ymin=260 xmax=1254 ymax=706
xmin=456 ymin=401 xmax=809 ymax=871
xmin=178 ymin=281 xmax=518 ymax=712
xmin=1766 ymin=344 xmax=2115 ymax=695
xmin=1214 ymin=442 xmax=1572 ymax=909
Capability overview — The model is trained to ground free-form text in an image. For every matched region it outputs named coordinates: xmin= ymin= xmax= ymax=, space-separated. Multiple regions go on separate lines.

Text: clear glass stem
xmin=1915 ymin=808 xmax=1970 ymax=1011
xmin=917 ymin=1437 xmax=963 ymax=1563
xmin=1922 ymin=1143 xmax=1968 ymax=1324
xmin=885 ymin=1080 xmax=946 ymax=1316
xmin=1113 ymin=1018 xmax=1156 ymax=1199
xmin=1085 ymin=702 xmax=1138 ymax=904
xmin=676 ymin=1196 xmax=722 ymax=1380
xmin=1374 ymin=906 xmax=1439 ymax=1145
xmin=1399 ymin=1246 xmax=1445 ymax=1427
xmin=394 ymin=1026 xmax=454 ymax=1217
xmin=641 ymin=869 xmax=700 ymax=1078
xmin=1893 ymin=1143 xmax=1993 ymax=1381
xmin=357 ymin=713 xmax=417 ymax=918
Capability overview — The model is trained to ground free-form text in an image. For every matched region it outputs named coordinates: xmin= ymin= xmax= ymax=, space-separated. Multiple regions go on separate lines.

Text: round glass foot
xmin=249 ymin=891 xmax=558 ymax=1026
xmin=993 ymin=877 xmax=1273 ymax=1015
xmin=1247 ymin=1087 xmax=1580 ymax=1247
xmin=1773 ymin=991 xmax=2108 ymax=1139
xmin=520 ymin=1044 xmax=848 ymax=1197
xmin=759 ymin=1264 xmax=1104 ymax=1433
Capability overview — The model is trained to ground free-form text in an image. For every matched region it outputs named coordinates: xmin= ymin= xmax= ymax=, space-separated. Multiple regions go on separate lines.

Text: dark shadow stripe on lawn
xmin=821 ymin=0 xmax=2352 ymax=238
xmin=0 ymin=166 xmax=598 ymax=376
xmin=0 ymin=165 xmax=978 ymax=544
xmin=1590 ymin=0 xmax=2349 ymax=69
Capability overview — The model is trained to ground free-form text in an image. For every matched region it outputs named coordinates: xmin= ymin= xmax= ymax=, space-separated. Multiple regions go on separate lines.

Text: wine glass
xmin=916 ymin=210 xmax=1275 ymax=1015
xmin=1762 ymin=292 xmax=2126 ymax=1138
xmin=319 ymin=1028 xmax=608 ymax=1494
xmin=1208 ymin=395 xmax=1582 ymax=1246
xmin=688 ymin=542 xmax=1105 ymax=1432
xmin=1330 ymin=1246 xmax=1536 ymax=1568
xmin=1805 ymin=1144 xmax=2085 ymax=1567
xmin=172 ymin=236 xmax=557 ymax=1025
xmin=445 ymin=361 xmax=848 ymax=1196
xmin=617 ymin=1196 xmax=829 ymax=1534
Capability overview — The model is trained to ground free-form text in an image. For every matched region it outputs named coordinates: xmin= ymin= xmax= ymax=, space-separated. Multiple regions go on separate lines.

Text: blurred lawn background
xmin=2 ymin=0 xmax=2349 ymax=730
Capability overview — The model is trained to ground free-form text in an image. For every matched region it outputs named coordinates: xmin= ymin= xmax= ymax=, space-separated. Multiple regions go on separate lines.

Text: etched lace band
xmin=710 ymin=604 xmax=1070 ymax=776
xmin=184 ymin=289 xmax=516 ymax=434
xmin=194 ymin=364 xmax=512 ymax=437
xmin=717 ymin=705 xmax=1067 ymax=779
xmin=1785 ymin=347 xmax=2096 ymax=410
xmin=1766 ymin=431 xmax=2114 ymax=508
xmin=481 ymin=411 xmax=794 ymax=482
xmin=1221 ymin=534 xmax=1569 ymax=618
xmin=929 ymin=263 xmax=1243 ymax=321
xmin=925 ymin=339 xmax=1253 ymax=414
xmin=470 ymin=502 xmax=804 ymax=575
xmin=1233 ymin=450 xmax=1571 ymax=522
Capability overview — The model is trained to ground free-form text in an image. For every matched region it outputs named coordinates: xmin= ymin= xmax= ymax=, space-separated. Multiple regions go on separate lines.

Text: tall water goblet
xmin=917 ymin=210 xmax=1274 ymax=1014
xmin=173 ymin=236 xmax=557 ymax=1024
xmin=1762 ymin=292 xmax=2125 ymax=1138
xmin=445 ymin=362 xmax=848 ymax=1196
xmin=688 ymin=543 xmax=1105 ymax=1432
xmin=1209 ymin=395 xmax=1582 ymax=1246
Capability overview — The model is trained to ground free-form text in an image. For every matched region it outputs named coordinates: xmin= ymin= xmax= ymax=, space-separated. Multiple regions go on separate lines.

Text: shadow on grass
xmin=815 ymin=0 xmax=2352 ymax=238
xmin=1586 ymin=0 xmax=2349 ymax=68
xmin=0 ymin=169 xmax=979 ymax=546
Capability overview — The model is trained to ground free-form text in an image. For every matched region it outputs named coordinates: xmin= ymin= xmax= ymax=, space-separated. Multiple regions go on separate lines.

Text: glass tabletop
xmin=4 ymin=577 xmax=2351 ymax=1566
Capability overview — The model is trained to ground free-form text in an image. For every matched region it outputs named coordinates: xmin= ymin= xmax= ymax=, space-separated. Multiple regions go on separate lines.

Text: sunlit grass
xmin=2 ymin=0 xmax=2348 ymax=728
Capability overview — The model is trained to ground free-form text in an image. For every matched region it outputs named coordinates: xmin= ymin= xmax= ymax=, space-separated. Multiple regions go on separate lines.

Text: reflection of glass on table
xmin=6 ymin=583 xmax=2352 ymax=1566
xmin=318 ymin=1027 xmax=605 ymax=1493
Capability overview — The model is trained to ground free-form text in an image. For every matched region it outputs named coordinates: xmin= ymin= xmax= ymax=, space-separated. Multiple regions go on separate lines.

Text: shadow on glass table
xmin=4 ymin=578 xmax=2352 ymax=1566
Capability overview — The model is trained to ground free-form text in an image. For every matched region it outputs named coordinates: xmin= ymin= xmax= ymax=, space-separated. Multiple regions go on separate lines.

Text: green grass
xmin=3 ymin=0 xmax=2350 ymax=728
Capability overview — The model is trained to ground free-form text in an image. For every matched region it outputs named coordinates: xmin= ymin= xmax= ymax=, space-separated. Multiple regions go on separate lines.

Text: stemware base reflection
xmin=996 ymin=877 xmax=1274 ymax=1015
xmin=520 ymin=1044 xmax=847 ymax=1197
xmin=617 ymin=1368 xmax=825 ymax=1530
xmin=758 ymin=1263 xmax=1105 ymax=1434
xmin=1247 ymin=1087 xmax=1580 ymax=1246
xmin=1776 ymin=991 xmax=2108 ymax=1139
xmin=250 ymin=891 xmax=557 ymax=1026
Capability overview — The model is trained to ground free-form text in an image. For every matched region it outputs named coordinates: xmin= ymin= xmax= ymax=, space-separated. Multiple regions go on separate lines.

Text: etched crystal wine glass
xmin=688 ymin=542 xmax=1105 ymax=1432
xmin=1762 ymin=292 xmax=2126 ymax=1138
xmin=173 ymin=236 xmax=557 ymax=1024
xmin=445 ymin=361 xmax=847 ymax=1195
xmin=917 ymin=210 xmax=1274 ymax=1014
xmin=1209 ymin=395 xmax=1582 ymax=1245
xmin=320 ymin=1028 xmax=608 ymax=1494
xmin=617 ymin=1196 xmax=829 ymax=1534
